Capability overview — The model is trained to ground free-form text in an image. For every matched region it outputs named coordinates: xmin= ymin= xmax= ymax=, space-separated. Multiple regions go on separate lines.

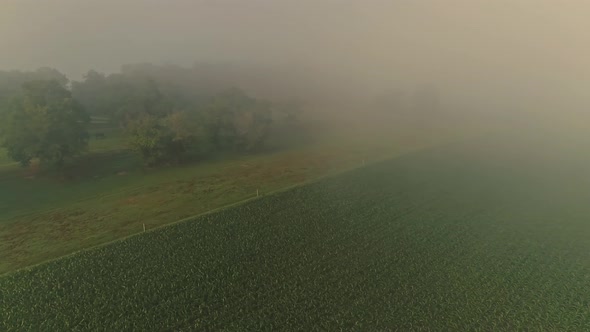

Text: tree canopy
xmin=0 ymin=64 xmax=299 ymax=170
xmin=127 ymin=88 xmax=273 ymax=165
xmin=72 ymin=71 xmax=172 ymax=125
xmin=0 ymin=80 xmax=89 ymax=168
xmin=0 ymin=68 xmax=68 ymax=112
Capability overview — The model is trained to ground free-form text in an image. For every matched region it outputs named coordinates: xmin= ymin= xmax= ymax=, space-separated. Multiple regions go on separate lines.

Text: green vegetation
xmin=0 ymin=64 xmax=462 ymax=274
xmin=0 ymin=67 xmax=68 ymax=104
xmin=0 ymin=118 xmax=451 ymax=274
xmin=0 ymin=148 xmax=13 ymax=166
xmin=0 ymin=80 xmax=89 ymax=168
xmin=0 ymin=65 xmax=282 ymax=169
xmin=126 ymin=88 xmax=273 ymax=165
xmin=2 ymin=132 xmax=590 ymax=330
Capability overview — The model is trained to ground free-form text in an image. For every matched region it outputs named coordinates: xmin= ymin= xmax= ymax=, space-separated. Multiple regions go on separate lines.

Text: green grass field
xmin=2 ymin=129 xmax=590 ymax=330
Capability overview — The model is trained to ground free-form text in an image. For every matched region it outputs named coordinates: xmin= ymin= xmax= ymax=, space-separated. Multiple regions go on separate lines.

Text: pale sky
xmin=1 ymin=0 xmax=589 ymax=111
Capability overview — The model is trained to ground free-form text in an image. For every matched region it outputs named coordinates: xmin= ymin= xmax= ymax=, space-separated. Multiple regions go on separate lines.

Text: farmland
xmin=2 ymin=129 xmax=590 ymax=330
xmin=0 ymin=114 xmax=465 ymax=274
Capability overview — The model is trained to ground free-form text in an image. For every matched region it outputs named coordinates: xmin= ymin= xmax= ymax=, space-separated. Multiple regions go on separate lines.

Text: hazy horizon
xmin=2 ymin=0 xmax=590 ymax=113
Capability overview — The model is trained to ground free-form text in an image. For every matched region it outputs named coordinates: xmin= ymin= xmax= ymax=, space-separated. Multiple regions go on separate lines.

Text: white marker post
xmin=257 ymin=189 xmax=259 ymax=197
xmin=143 ymin=223 xmax=146 ymax=232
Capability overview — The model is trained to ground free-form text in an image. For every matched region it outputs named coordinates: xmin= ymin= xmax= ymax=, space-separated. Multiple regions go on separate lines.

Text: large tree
xmin=72 ymin=69 xmax=176 ymax=124
xmin=0 ymin=67 xmax=68 ymax=112
xmin=128 ymin=110 xmax=209 ymax=166
xmin=0 ymin=80 xmax=89 ymax=168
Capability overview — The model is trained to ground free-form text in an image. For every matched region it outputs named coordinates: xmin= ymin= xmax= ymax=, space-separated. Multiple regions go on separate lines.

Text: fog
xmin=2 ymin=0 xmax=590 ymax=114
xmin=4 ymin=4 xmax=590 ymax=325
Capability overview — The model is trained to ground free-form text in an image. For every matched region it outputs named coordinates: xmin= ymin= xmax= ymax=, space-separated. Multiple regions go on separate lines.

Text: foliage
xmin=0 ymin=67 xmax=68 ymax=111
xmin=0 ymin=64 xmax=284 ymax=170
xmin=127 ymin=88 xmax=273 ymax=165
xmin=127 ymin=115 xmax=185 ymax=166
xmin=0 ymin=67 xmax=68 ymax=97
xmin=69 ymin=70 xmax=109 ymax=116
xmin=72 ymin=66 xmax=275 ymax=165
xmin=0 ymin=80 xmax=89 ymax=168
xmin=72 ymin=70 xmax=172 ymax=124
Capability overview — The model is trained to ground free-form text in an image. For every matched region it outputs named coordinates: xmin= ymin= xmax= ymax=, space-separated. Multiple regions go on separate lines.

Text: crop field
xmin=2 ymin=131 xmax=590 ymax=330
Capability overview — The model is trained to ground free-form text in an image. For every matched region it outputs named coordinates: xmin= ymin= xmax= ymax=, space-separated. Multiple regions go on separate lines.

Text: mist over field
xmin=3 ymin=1 xmax=590 ymax=330
xmin=2 ymin=0 xmax=590 ymax=116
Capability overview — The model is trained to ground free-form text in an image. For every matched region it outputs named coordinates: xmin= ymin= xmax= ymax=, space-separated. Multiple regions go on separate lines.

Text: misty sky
xmin=2 ymin=0 xmax=589 ymax=111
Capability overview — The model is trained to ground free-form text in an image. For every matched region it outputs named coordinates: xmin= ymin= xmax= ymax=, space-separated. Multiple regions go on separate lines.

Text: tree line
xmin=0 ymin=65 xmax=300 ymax=170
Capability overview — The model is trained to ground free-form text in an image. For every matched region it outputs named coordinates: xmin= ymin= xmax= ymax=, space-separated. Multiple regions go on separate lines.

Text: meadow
xmin=2 ymin=129 xmax=590 ymax=330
